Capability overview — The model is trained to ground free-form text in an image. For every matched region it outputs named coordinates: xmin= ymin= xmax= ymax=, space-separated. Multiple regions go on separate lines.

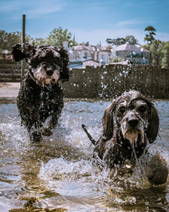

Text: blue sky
xmin=1 ymin=0 xmax=169 ymax=45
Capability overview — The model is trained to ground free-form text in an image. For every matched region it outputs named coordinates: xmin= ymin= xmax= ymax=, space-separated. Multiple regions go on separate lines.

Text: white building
xmin=111 ymin=44 xmax=150 ymax=65
xmin=68 ymin=43 xmax=112 ymax=67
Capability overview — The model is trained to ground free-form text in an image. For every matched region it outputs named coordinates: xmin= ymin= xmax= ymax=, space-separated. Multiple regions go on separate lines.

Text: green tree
xmin=0 ymin=30 xmax=8 ymax=51
xmin=144 ymin=26 xmax=156 ymax=44
xmin=106 ymin=37 xmax=126 ymax=45
xmin=150 ymin=40 xmax=162 ymax=66
xmin=31 ymin=38 xmax=46 ymax=46
xmin=106 ymin=36 xmax=138 ymax=46
xmin=46 ymin=27 xmax=77 ymax=47
xmin=0 ymin=30 xmax=33 ymax=51
xmin=160 ymin=41 xmax=169 ymax=68
xmin=0 ymin=30 xmax=22 ymax=51
xmin=125 ymin=35 xmax=139 ymax=45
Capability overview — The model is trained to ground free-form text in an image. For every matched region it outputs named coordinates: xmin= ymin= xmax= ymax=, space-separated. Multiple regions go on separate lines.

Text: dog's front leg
xmin=29 ymin=121 xmax=42 ymax=142
xmin=26 ymin=108 xmax=42 ymax=143
xmin=18 ymin=103 xmax=42 ymax=143
xmin=40 ymin=89 xmax=64 ymax=137
xmin=40 ymin=113 xmax=60 ymax=136
xmin=40 ymin=115 xmax=58 ymax=136
xmin=40 ymin=104 xmax=63 ymax=136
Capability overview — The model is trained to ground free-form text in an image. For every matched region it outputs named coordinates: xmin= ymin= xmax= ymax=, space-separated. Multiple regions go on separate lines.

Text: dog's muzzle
xmin=31 ymin=65 xmax=60 ymax=88
xmin=121 ymin=114 xmax=145 ymax=146
xmin=46 ymin=69 xmax=54 ymax=76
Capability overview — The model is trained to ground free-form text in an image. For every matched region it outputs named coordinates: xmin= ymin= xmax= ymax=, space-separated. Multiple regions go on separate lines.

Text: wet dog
xmin=82 ymin=90 xmax=168 ymax=185
xmin=12 ymin=43 xmax=69 ymax=142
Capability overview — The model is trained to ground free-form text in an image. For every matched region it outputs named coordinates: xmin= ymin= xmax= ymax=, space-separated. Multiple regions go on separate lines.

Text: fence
xmin=0 ymin=59 xmax=169 ymax=99
xmin=0 ymin=58 xmax=21 ymax=82
xmin=62 ymin=65 xmax=169 ymax=99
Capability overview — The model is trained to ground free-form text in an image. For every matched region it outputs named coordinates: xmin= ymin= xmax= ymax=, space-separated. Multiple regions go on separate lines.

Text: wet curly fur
xmin=12 ymin=43 xmax=69 ymax=142
xmin=82 ymin=90 xmax=168 ymax=185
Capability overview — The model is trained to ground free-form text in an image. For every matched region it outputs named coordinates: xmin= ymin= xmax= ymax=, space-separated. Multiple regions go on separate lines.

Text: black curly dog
xmin=12 ymin=43 xmax=69 ymax=142
xmin=82 ymin=90 xmax=168 ymax=185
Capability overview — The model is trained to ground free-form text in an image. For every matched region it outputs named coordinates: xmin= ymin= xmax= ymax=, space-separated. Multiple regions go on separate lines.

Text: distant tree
xmin=106 ymin=45 xmax=113 ymax=50
xmin=71 ymin=35 xmax=78 ymax=46
xmin=46 ymin=27 xmax=77 ymax=47
xmin=0 ymin=30 xmax=33 ymax=52
xmin=0 ymin=30 xmax=21 ymax=51
xmin=106 ymin=37 xmax=126 ymax=46
xmin=116 ymin=37 xmax=126 ymax=45
xmin=125 ymin=35 xmax=139 ymax=45
xmin=84 ymin=41 xmax=89 ymax=46
xmin=150 ymin=40 xmax=163 ymax=66
xmin=106 ymin=35 xmax=138 ymax=46
xmin=0 ymin=30 xmax=8 ymax=51
xmin=32 ymin=38 xmax=46 ymax=46
xmin=144 ymin=26 xmax=156 ymax=44
xmin=106 ymin=38 xmax=114 ymax=44
xmin=160 ymin=41 xmax=169 ymax=68
xmin=141 ymin=44 xmax=150 ymax=51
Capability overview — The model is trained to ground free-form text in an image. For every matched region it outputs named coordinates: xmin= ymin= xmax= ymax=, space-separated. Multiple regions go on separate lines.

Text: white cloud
xmin=26 ymin=0 xmax=63 ymax=17
xmin=0 ymin=0 xmax=64 ymax=17
xmin=116 ymin=19 xmax=143 ymax=27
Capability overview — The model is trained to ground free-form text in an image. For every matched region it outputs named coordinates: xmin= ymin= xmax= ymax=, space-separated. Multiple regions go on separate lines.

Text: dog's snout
xmin=46 ymin=69 xmax=54 ymax=76
xmin=128 ymin=118 xmax=139 ymax=127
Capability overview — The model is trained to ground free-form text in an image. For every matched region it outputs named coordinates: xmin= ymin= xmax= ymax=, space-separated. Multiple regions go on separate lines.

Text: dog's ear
xmin=12 ymin=44 xmax=26 ymax=62
xmin=12 ymin=43 xmax=36 ymax=62
xmin=56 ymin=47 xmax=69 ymax=82
xmin=146 ymin=101 xmax=159 ymax=143
xmin=102 ymin=100 xmax=116 ymax=139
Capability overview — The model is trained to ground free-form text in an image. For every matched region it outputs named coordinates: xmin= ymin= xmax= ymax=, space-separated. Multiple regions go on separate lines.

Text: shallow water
xmin=0 ymin=99 xmax=169 ymax=212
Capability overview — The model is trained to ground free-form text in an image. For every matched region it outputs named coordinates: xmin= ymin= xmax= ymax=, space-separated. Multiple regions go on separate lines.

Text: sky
xmin=0 ymin=0 xmax=169 ymax=46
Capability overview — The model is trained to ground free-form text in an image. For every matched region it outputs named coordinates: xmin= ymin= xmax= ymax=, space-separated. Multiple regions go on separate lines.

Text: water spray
xmin=128 ymin=136 xmax=146 ymax=180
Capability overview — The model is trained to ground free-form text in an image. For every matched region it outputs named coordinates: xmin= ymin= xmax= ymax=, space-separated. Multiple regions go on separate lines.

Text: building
xmin=68 ymin=43 xmax=111 ymax=68
xmin=111 ymin=44 xmax=150 ymax=65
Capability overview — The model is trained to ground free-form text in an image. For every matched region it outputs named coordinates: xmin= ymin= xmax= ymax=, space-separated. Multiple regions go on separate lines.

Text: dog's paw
xmin=30 ymin=132 xmax=42 ymax=143
xmin=145 ymin=153 xmax=168 ymax=185
xmin=41 ymin=128 xmax=53 ymax=136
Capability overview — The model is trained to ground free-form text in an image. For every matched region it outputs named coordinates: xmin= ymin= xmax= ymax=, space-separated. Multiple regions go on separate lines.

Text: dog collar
xmin=29 ymin=69 xmax=43 ymax=87
xmin=115 ymin=132 xmax=147 ymax=158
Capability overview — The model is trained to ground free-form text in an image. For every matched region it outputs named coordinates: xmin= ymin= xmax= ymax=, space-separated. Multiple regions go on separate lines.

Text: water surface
xmin=0 ymin=99 xmax=169 ymax=211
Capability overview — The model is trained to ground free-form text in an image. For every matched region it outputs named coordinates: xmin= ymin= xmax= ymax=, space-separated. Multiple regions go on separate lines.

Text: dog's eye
xmin=138 ymin=106 xmax=146 ymax=113
xmin=118 ymin=106 xmax=126 ymax=113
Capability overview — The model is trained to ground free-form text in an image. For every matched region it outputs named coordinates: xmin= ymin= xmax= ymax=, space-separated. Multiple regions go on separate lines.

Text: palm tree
xmin=144 ymin=26 xmax=156 ymax=44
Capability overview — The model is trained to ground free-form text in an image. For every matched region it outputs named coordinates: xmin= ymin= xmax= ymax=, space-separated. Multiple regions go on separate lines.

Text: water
xmin=0 ymin=99 xmax=169 ymax=211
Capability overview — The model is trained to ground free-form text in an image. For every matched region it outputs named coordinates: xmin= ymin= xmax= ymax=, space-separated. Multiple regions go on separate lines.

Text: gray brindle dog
xmin=12 ymin=43 xmax=69 ymax=142
xmin=82 ymin=90 xmax=168 ymax=185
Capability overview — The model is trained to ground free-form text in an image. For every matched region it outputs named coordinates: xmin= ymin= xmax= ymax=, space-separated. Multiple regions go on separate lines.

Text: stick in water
xmin=82 ymin=124 xmax=96 ymax=145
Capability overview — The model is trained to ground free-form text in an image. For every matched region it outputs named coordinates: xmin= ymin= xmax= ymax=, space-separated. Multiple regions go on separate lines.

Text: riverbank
xmin=0 ymin=82 xmax=20 ymax=98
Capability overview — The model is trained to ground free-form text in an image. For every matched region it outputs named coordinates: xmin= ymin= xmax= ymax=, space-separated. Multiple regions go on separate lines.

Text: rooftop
xmin=112 ymin=44 xmax=150 ymax=52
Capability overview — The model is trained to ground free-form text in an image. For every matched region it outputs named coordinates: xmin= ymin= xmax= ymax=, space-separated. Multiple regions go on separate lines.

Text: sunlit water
xmin=0 ymin=99 xmax=169 ymax=212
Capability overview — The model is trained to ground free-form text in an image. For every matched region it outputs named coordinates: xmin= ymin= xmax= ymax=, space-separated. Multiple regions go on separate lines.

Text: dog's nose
xmin=128 ymin=118 xmax=139 ymax=127
xmin=46 ymin=69 xmax=54 ymax=76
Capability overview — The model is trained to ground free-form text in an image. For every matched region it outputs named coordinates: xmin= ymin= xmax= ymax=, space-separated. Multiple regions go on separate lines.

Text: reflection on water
xmin=0 ymin=99 xmax=169 ymax=211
